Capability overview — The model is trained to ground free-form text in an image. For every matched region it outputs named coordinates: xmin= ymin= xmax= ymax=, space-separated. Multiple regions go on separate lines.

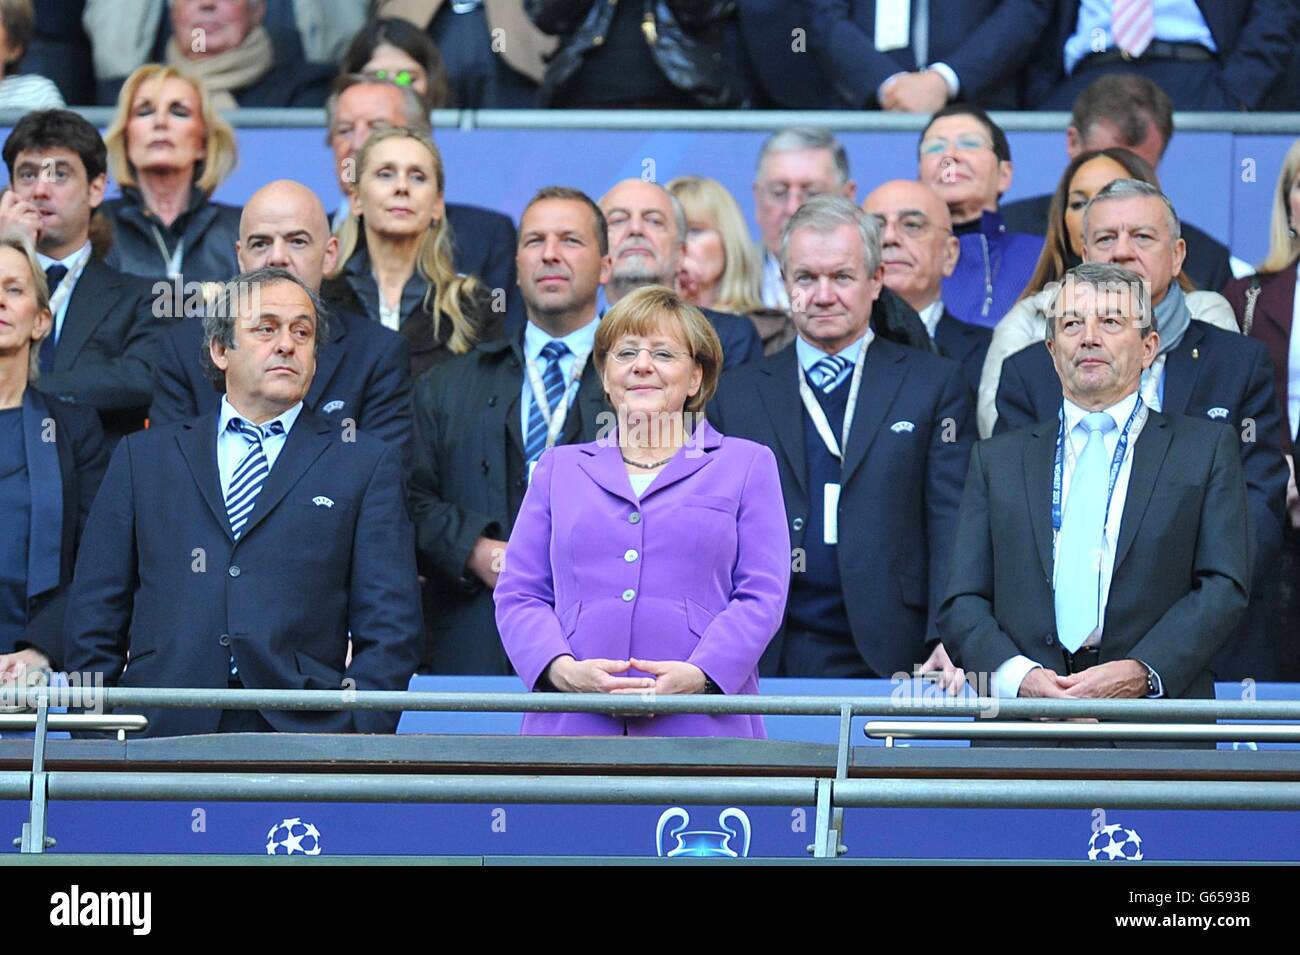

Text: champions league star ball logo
xmin=655 ymin=807 xmax=751 ymax=858
xmin=266 ymin=817 xmax=322 ymax=856
xmin=1088 ymin=823 xmax=1144 ymax=861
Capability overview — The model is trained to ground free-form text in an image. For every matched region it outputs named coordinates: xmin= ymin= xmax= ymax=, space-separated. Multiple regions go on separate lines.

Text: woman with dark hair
xmin=340 ymin=16 xmax=452 ymax=109
xmin=323 ymin=127 xmax=496 ymax=379
xmin=976 ymin=147 xmax=1238 ymax=437
xmin=100 ymin=64 xmax=241 ymax=284
xmin=0 ymin=231 xmax=107 ymax=679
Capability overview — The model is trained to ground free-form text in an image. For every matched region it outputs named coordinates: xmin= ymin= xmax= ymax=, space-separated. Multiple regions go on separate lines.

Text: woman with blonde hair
xmin=323 ymin=127 xmax=496 ymax=378
xmin=0 ymin=230 xmax=107 ymax=675
xmin=1222 ymin=140 xmax=1300 ymax=678
xmin=665 ymin=174 xmax=796 ymax=355
xmin=100 ymin=64 xmax=241 ymax=284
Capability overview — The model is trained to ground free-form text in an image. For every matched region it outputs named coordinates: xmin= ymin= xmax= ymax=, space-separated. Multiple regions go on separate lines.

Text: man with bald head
xmin=599 ymin=178 xmax=760 ymax=369
xmin=150 ymin=179 xmax=412 ymax=466
xmin=863 ymin=180 xmax=991 ymax=398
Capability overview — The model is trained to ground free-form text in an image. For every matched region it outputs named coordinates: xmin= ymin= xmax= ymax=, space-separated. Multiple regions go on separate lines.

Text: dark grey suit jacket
xmin=939 ymin=407 xmax=1252 ymax=701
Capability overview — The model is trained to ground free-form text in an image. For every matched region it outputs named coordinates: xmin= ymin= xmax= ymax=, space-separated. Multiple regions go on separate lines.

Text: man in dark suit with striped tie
xmin=710 ymin=196 xmax=975 ymax=678
xmin=63 ymin=267 xmax=423 ymax=736
xmin=410 ymin=186 xmax=613 ymax=674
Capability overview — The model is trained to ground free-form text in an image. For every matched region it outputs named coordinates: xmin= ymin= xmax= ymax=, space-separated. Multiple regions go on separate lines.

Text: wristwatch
xmin=702 ymin=674 xmax=722 ymax=694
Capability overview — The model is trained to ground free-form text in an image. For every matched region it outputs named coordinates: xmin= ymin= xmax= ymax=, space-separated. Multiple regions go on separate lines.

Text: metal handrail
xmin=14 ymin=686 xmax=1300 ymax=722
xmin=39 ymin=772 xmax=1300 ymax=811
xmin=866 ymin=720 xmax=1300 ymax=742
xmin=0 ymin=714 xmax=147 ymax=733
xmin=3 ymin=107 xmax=1293 ymax=133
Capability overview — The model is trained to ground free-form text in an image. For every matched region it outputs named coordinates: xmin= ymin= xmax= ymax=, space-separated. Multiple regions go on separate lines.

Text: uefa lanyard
xmin=525 ymin=348 xmax=590 ymax=452
xmin=1051 ymin=397 xmax=1144 ymax=534
xmin=46 ymin=245 xmax=92 ymax=320
xmin=796 ymin=333 xmax=871 ymax=460
xmin=149 ymin=225 xmax=184 ymax=278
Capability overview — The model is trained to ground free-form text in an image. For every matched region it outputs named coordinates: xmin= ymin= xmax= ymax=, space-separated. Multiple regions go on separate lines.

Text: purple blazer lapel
xmin=638 ymin=418 xmax=722 ymax=500
xmin=576 ymin=440 xmax=639 ymax=506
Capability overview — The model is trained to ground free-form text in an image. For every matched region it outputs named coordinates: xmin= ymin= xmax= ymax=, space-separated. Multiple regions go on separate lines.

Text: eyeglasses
xmin=919 ymin=135 xmax=994 ymax=156
xmin=870 ymin=213 xmax=949 ymax=239
xmin=610 ymin=345 xmax=690 ymax=365
xmin=367 ymin=68 xmax=416 ymax=87
xmin=758 ymin=182 xmax=829 ymax=204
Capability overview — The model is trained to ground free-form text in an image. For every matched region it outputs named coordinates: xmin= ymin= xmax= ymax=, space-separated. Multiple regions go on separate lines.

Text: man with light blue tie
xmin=64 ymin=267 xmax=422 ymax=736
xmin=940 ymin=262 xmax=1251 ymax=713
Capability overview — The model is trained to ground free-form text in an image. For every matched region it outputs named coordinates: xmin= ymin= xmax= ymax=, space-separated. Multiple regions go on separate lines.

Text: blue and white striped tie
xmin=225 ymin=418 xmax=284 ymax=540
xmin=524 ymin=340 xmax=570 ymax=464
xmin=808 ymin=354 xmax=851 ymax=393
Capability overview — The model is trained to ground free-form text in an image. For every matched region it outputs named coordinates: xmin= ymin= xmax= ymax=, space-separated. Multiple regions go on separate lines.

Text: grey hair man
xmin=754 ymin=126 xmax=856 ymax=309
xmin=599 ymin=177 xmax=761 ymax=369
xmin=710 ymin=192 xmax=975 ymax=683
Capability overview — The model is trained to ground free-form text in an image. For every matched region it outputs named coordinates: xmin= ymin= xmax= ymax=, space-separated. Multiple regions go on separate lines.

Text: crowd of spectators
xmin=0 ymin=1 xmax=1297 ymax=738
xmin=4 ymin=0 xmax=1298 ymax=111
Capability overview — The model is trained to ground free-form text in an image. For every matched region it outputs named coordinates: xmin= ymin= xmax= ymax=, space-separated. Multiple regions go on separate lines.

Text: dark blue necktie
xmin=37 ymin=264 xmax=68 ymax=374
xmin=524 ymin=341 xmax=570 ymax=464
xmin=808 ymin=354 xmax=851 ymax=393
xmin=224 ymin=418 xmax=285 ymax=540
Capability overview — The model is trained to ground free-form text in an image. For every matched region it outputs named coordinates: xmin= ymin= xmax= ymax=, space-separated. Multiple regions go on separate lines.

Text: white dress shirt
xmin=216 ymin=396 xmax=302 ymax=500
xmin=794 ymin=328 xmax=871 ymax=373
xmin=761 ymin=250 xmax=789 ymax=310
xmin=917 ymin=299 xmax=944 ymax=340
xmin=994 ymin=389 xmax=1162 ymax=697
xmin=36 ymin=241 xmax=91 ymax=342
xmin=519 ymin=315 xmax=600 ymax=440
xmin=1063 ymin=0 xmax=1216 ymax=74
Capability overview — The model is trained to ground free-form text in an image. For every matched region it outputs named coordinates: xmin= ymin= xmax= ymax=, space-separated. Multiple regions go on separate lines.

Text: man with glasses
xmin=752 ymin=127 xmax=857 ymax=313
xmin=863 ymin=179 xmax=991 ymax=399
xmin=917 ymin=104 xmax=1043 ymax=328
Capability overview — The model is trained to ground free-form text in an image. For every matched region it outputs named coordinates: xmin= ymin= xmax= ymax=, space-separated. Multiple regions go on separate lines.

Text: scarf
xmin=1153 ymin=280 xmax=1191 ymax=355
xmin=165 ymin=25 xmax=273 ymax=111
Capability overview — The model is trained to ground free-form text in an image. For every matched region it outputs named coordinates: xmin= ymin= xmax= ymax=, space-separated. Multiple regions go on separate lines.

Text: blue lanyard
xmin=1051 ymin=398 xmax=1144 ymax=534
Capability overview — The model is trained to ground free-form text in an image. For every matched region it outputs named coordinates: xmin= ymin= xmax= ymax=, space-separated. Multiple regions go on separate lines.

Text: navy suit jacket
xmin=934 ymin=310 xmax=993 ymax=400
xmin=735 ymin=0 xmax=843 ymax=108
xmin=149 ymin=309 xmax=414 ymax=472
xmin=999 ymin=192 xmax=1233 ymax=294
xmin=701 ymin=306 xmax=763 ymax=370
xmin=993 ymin=321 xmax=1287 ymax=678
xmin=809 ymin=0 xmax=1052 ymax=108
xmin=940 ymin=409 xmax=1251 ymax=702
xmin=63 ymin=407 xmax=423 ymax=737
xmin=36 ymin=257 xmax=168 ymax=442
xmin=447 ymin=202 xmax=517 ymax=304
xmin=1022 ymin=0 xmax=1300 ymax=109
xmin=18 ymin=389 xmax=109 ymax=669
xmin=709 ymin=337 xmax=975 ymax=677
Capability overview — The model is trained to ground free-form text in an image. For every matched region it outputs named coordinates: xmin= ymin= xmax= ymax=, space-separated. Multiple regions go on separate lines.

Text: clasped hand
xmin=546 ymin=655 xmax=707 ymax=698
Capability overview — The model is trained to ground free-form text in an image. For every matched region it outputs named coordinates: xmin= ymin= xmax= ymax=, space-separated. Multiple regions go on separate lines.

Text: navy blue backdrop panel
xmin=0 ymin=125 xmax=1293 ymax=269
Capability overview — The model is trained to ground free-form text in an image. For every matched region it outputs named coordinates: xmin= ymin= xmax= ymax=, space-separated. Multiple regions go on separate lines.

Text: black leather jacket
xmin=99 ymin=187 xmax=241 ymax=285
xmin=527 ymin=0 xmax=739 ymax=107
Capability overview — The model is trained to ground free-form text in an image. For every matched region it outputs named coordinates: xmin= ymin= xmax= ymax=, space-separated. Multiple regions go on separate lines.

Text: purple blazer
xmin=494 ymin=420 xmax=791 ymax=737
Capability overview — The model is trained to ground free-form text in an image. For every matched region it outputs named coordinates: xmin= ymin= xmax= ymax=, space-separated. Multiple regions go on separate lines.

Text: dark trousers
xmin=1036 ymin=59 xmax=1239 ymax=111
xmin=777 ymin=627 xmax=878 ymax=679
xmin=1276 ymin=529 xmax=1300 ymax=681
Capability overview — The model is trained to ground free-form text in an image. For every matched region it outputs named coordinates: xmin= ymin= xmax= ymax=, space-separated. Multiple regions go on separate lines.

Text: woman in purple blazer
xmin=494 ymin=286 xmax=791 ymax=737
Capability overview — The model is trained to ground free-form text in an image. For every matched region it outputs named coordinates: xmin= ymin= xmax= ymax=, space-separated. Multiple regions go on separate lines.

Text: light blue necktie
xmin=808 ymin=354 xmax=851 ymax=393
xmin=1054 ymin=411 xmax=1117 ymax=652
xmin=525 ymin=340 xmax=570 ymax=465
